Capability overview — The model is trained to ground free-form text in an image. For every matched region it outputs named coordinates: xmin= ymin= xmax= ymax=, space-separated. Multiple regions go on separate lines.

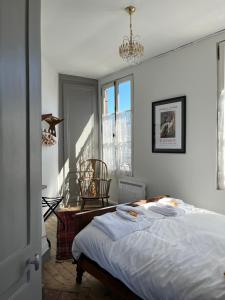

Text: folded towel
xmin=92 ymin=212 xmax=151 ymax=240
xmin=116 ymin=210 xmax=145 ymax=222
xmin=117 ymin=203 xmax=167 ymax=220
xmin=116 ymin=204 xmax=146 ymax=215
xmin=149 ymin=203 xmax=185 ymax=217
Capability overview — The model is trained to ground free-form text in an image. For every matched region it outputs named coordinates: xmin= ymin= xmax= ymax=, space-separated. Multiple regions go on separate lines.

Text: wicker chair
xmin=78 ymin=159 xmax=111 ymax=210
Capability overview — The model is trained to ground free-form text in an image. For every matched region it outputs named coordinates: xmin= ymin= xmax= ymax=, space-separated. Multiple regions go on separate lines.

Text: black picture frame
xmin=152 ymin=96 xmax=186 ymax=153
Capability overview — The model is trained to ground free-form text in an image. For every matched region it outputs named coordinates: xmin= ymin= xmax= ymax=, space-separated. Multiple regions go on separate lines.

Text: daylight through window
xmin=217 ymin=41 xmax=225 ymax=189
xmin=102 ymin=76 xmax=133 ymax=176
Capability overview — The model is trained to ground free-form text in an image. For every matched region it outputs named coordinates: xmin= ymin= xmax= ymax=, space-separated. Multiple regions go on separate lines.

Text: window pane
xmin=103 ymin=86 xmax=115 ymax=115
xmin=118 ymin=80 xmax=131 ymax=112
xmin=102 ymin=85 xmax=116 ymax=173
xmin=102 ymin=113 xmax=116 ymax=173
xmin=116 ymin=79 xmax=132 ymax=176
xmin=116 ymin=110 xmax=132 ymax=176
xmin=102 ymin=78 xmax=133 ymax=176
xmin=217 ymin=41 xmax=225 ymax=189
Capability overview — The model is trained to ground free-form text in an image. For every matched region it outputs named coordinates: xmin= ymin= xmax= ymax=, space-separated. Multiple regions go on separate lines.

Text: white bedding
xmin=72 ymin=203 xmax=225 ymax=300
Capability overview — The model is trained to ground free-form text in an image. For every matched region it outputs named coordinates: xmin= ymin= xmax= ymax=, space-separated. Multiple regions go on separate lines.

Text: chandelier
xmin=119 ymin=6 xmax=144 ymax=64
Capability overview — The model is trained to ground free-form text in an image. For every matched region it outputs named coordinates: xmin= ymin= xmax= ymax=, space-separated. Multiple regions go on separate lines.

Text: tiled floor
xmin=42 ymin=206 xmax=119 ymax=300
xmin=43 ymin=288 xmax=78 ymax=300
xmin=43 ymin=287 xmax=113 ymax=300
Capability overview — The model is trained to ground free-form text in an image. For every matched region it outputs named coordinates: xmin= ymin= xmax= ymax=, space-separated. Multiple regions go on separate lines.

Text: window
xmin=217 ymin=41 xmax=225 ymax=189
xmin=102 ymin=76 xmax=133 ymax=176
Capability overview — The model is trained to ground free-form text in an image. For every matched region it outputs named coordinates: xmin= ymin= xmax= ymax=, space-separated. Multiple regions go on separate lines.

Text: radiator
xmin=118 ymin=179 xmax=146 ymax=203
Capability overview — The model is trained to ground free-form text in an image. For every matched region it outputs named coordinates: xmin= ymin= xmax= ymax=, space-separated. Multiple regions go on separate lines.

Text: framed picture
xmin=152 ymin=96 xmax=186 ymax=153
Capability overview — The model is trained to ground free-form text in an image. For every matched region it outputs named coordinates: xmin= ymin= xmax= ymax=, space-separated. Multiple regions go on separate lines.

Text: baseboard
xmin=42 ymin=248 xmax=51 ymax=263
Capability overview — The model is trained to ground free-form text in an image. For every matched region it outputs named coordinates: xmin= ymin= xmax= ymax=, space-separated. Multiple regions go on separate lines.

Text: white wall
xmin=41 ymin=56 xmax=59 ymax=196
xmin=99 ymin=31 xmax=225 ymax=214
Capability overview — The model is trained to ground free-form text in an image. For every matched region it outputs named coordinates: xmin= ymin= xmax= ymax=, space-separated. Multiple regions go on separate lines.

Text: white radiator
xmin=118 ymin=179 xmax=146 ymax=204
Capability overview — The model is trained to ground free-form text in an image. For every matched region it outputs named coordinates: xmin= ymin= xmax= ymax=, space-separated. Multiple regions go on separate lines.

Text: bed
xmin=72 ymin=196 xmax=225 ymax=300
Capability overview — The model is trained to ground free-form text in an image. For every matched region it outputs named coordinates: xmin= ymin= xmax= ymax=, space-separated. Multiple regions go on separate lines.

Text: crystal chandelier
xmin=119 ymin=6 xmax=144 ymax=64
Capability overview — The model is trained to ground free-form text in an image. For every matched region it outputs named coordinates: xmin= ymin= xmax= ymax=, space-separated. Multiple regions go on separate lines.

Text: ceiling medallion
xmin=119 ymin=6 xmax=144 ymax=64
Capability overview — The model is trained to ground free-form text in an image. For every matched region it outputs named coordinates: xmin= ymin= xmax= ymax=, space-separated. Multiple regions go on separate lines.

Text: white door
xmin=0 ymin=0 xmax=42 ymax=299
xmin=60 ymin=76 xmax=98 ymax=206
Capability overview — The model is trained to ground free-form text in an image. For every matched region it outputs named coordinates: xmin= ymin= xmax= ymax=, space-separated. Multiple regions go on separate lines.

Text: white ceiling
xmin=41 ymin=0 xmax=225 ymax=79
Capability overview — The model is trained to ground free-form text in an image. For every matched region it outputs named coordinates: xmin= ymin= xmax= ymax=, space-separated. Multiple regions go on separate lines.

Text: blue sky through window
xmin=104 ymin=80 xmax=131 ymax=114
xmin=118 ymin=81 xmax=131 ymax=112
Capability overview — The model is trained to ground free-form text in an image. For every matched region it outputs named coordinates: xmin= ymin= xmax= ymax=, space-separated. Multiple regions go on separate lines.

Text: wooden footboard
xmin=72 ymin=205 xmax=117 ymax=239
xmin=72 ymin=194 xmax=168 ymax=238
xmin=77 ymin=254 xmax=142 ymax=300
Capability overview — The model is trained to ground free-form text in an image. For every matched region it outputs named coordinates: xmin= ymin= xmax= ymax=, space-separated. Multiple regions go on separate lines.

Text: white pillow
xmin=158 ymin=197 xmax=184 ymax=206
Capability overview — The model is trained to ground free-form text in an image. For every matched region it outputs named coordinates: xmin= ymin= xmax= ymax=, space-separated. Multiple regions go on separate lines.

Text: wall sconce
xmin=42 ymin=114 xmax=63 ymax=146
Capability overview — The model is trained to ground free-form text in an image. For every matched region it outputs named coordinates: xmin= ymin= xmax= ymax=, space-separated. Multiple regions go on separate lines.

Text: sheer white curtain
xmin=102 ymin=77 xmax=133 ymax=176
xmin=102 ymin=113 xmax=116 ymax=173
xmin=218 ymin=90 xmax=225 ymax=189
xmin=217 ymin=41 xmax=225 ymax=189
xmin=102 ymin=110 xmax=132 ymax=176
xmin=116 ymin=110 xmax=132 ymax=176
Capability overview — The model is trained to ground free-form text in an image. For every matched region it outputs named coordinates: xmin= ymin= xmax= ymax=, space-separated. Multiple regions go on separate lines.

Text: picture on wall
xmin=152 ymin=96 xmax=186 ymax=153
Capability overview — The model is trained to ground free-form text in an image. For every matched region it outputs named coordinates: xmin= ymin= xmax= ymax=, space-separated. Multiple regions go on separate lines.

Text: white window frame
xmin=100 ymin=74 xmax=134 ymax=176
xmin=217 ymin=41 xmax=225 ymax=189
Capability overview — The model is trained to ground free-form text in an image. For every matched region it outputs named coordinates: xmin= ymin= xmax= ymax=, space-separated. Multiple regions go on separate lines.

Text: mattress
xmin=72 ymin=203 xmax=225 ymax=300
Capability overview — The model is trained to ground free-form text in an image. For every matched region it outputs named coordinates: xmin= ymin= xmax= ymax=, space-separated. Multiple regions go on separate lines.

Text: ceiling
xmin=41 ymin=0 xmax=225 ymax=79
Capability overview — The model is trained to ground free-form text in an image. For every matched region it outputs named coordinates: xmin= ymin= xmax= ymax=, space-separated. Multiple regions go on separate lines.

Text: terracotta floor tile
xmin=43 ymin=214 xmax=117 ymax=300
xmin=58 ymin=291 xmax=79 ymax=300
xmin=43 ymin=288 xmax=61 ymax=300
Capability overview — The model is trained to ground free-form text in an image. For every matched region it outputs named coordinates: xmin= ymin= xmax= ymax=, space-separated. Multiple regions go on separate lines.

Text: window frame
xmin=217 ymin=41 xmax=225 ymax=189
xmin=218 ymin=41 xmax=225 ymax=95
xmin=100 ymin=74 xmax=134 ymax=177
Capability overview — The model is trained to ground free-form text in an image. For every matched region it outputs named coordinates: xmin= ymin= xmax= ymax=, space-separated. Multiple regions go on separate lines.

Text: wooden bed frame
xmin=73 ymin=195 xmax=168 ymax=300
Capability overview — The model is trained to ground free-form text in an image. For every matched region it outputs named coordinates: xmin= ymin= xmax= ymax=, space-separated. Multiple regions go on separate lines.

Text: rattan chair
xmin=78 ymin=159 xmax=111 ymax=210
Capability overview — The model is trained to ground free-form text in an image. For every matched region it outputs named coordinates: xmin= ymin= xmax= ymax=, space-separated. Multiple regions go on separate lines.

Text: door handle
xmin=29 ymin=254 xmax=40 ymax=271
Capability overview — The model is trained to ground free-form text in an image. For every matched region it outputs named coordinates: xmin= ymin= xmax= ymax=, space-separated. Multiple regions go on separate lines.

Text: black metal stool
xmin=42 ymin=196 xmax=65 ymax=248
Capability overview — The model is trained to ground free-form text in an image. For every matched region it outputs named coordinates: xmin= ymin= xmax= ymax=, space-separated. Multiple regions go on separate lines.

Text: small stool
xmin=42 ymin=196 xmax=65 ymax=248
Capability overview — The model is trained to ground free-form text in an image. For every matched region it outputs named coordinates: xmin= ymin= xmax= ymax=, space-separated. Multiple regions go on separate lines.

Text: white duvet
xmin=72 ymin=204 xmax=225 ymax=300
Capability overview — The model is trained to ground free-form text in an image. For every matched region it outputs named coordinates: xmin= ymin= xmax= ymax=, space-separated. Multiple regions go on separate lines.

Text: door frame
xmin=58 ymin=74 xmax=98 ymax=200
